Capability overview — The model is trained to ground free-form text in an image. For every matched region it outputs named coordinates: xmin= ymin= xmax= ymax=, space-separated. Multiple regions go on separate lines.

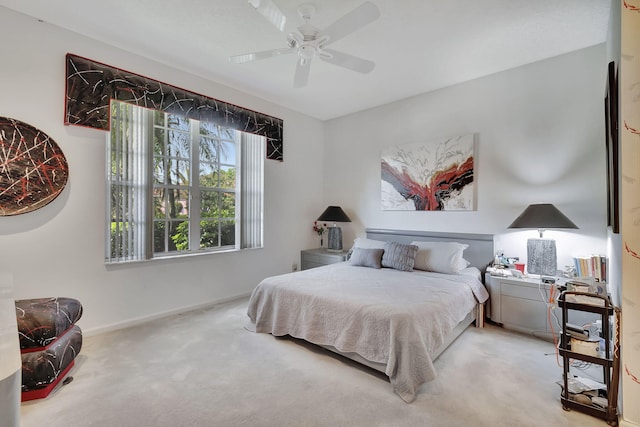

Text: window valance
xmin=64 ymin=53 xmax=284 ymax=161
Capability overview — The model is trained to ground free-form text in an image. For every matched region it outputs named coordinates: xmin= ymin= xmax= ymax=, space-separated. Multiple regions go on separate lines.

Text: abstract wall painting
xmin=0 ymin=117 xmax=69 ymax=216
xmin=381 ymin=134 xmax=476 ymax=211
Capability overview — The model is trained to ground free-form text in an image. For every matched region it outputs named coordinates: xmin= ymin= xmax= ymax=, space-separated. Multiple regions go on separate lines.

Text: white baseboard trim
xmin=82 ymin=292 xmax=251 ymax=338
xmin=620 ymin=418 xmax=640 ymax=427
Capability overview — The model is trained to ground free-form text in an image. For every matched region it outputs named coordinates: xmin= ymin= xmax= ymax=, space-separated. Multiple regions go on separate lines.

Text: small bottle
xmin=598 ymin=338 xmax=606 ymax=358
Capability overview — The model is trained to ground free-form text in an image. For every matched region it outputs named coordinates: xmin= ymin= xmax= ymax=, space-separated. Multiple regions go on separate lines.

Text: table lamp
xmin=317 ymin=206 xmax=351 ymax=252
xmin=508 ymin=203 xmax=578 ymax=275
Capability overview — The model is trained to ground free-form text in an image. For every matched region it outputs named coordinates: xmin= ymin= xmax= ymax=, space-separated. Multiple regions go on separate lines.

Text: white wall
xmin=620 ymin=0 xmax=640 ymax=425
xmin=0 ymin=8 xmax=325 ymax=334
xmin=325 ymin=44 xmax=608 ymax=272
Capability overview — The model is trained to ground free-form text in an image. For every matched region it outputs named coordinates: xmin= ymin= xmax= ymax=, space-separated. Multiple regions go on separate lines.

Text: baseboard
xmin=620 ymin=418 xmax=640 ymax=427
xmin=82 ymin=292 xmax=251 ymax=337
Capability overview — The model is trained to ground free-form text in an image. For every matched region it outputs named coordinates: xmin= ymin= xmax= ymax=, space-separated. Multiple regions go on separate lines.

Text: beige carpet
xmin=20 ymin=297 xmax=607 ymax=427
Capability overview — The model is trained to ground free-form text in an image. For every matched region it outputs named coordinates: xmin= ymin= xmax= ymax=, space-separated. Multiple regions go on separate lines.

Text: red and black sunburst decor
xmin=0 ymin=117 xmax=69 ymax=216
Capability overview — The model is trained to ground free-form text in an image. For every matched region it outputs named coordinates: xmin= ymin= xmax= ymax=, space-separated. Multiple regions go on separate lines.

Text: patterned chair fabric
xmin=20 ymin=325 xmax=83 ymax=392
xmin=15 ymin=297 xmax=83 ymax=349
xmin=15 ymin=297 xmax=83 ymax=398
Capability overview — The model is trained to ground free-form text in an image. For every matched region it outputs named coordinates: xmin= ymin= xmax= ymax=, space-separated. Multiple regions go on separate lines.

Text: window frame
xmin=105 ymin=101 xmax=263 ymax=264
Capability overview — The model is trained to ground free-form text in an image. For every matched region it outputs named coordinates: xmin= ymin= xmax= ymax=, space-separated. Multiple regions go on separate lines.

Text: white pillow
xmin=411 ymin=241 xmax=469 ymax=274
xmin=348 ymin=237 xmax=387 ymax=261
xmin=352 ymin=237 xmax=386 ymax=249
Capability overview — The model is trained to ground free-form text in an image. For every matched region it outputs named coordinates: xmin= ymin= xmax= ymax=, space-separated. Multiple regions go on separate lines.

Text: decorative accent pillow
xmin=349 ymin=248 xmax=384 ymax=269
xmin=347 ymin=237 xmax=387 ymax=260
xmin=381 ymin=242 xmax=418 ymax=272
xmin=411 ymin=241 xmax=469 ymax=274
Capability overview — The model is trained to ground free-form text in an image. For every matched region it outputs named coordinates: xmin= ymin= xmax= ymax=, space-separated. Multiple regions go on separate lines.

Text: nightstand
xmin=301 ymin=248 xmax=348 ymax=270
xmin=484 ymin=273 xmax=555 ymax=340
xmin=485 ymin=273 xmax=599 ymax=342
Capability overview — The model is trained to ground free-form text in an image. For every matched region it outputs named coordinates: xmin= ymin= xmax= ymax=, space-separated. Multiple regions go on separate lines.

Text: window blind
xmin=105 ymin=102 xmax=151 ymax=263
xmin=240 ymin=132 xmax=264 ymax=249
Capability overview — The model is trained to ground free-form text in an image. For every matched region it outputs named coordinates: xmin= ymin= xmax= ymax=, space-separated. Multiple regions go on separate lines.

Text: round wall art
xmin=0 ymin=117 xmax=69 ymax=216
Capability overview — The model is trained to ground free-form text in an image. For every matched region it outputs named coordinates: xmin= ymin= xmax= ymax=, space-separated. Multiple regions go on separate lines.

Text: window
xmin=106 ymin=101 xmax=264 ymax=263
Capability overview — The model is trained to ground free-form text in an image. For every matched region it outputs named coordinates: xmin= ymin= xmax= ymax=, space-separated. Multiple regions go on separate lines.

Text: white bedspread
xmin=246 ymin=262 xmax=489 ymax=403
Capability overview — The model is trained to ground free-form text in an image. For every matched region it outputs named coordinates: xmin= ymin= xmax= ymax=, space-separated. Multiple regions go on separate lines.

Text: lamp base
xmin=526 ymin=238 xmax=557 ymax=276
xmin=327 ymin=227 xmax=343 ymax=252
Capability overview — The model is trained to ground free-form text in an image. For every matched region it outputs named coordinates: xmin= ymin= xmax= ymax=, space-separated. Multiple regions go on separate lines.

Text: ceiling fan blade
xmin=229 ymin=48 xmax=295 ymax=64
xmin=248 ymin=0 xmax=288 ymax=32
xmin=293 ymin=58 xmax=312 ymax=88
xmin=320 ymin=1 xmax=380 ymax=47
xmin=320 ymin=49 xmax=375 ymax=73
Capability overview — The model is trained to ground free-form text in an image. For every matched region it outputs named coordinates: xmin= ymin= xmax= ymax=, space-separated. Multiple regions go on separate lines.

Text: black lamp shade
xmin=508 ymin=203 xmax=577 ymax=275
xmin=508 ymin=204 xmax=578 ymax=231
xmin=317 ymin=206 xmax=351 ymax=223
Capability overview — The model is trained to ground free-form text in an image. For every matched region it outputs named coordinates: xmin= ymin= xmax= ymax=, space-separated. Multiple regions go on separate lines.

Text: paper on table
xmin=574 ymin=376 xmax=606 ymax=390
xmin=565 ymin=293 xmax=605 ymax=306
xmin=558 ymin=376 xmax=606 ymax=394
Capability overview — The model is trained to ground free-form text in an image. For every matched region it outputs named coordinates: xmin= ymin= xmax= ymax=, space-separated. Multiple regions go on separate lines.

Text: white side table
xmin=301 ymin=248 xmax=348 ymax=270
xmin=484 ymin=273 xmax=555 ymax=340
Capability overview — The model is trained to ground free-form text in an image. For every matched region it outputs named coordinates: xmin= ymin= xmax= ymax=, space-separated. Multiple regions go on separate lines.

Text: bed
xmin=246 ymin=229 xmax=493 ymax=403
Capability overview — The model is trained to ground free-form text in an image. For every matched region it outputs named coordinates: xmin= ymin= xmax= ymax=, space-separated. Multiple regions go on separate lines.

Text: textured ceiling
xmin=0 ymin=0 xmax=610 ymax=120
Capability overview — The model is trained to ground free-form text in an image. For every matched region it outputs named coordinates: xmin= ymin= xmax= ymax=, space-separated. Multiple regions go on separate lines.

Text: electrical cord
xmin=548 ymin=301 xmax=561 ymax=366
xmin=538 ymin=280 xmax=563 ymax=366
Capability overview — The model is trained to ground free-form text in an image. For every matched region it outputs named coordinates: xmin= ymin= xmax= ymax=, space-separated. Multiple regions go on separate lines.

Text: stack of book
xmin=572 ymin=255 xmax=607 ymax=282
xmin=565 ymin=323 xmax=589 ymax=339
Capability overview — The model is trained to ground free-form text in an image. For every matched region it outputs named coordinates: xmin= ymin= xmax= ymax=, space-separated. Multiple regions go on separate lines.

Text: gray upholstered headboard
xmin=365 ymin=228 xmax=494 ymax=273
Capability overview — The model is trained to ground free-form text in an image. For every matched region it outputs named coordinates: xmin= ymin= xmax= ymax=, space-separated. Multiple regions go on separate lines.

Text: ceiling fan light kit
xmin=230 ymin=0 xmax=380 ymax=88
xmin=296 ymin=3 xmax=317 ymax=22
xmin=248 ymin=0 xmax=287 ymax=32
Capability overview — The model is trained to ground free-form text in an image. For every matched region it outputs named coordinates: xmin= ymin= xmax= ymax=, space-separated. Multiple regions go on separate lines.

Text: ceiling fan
xmin=229 ymin=0 xmax=380 ymax=88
